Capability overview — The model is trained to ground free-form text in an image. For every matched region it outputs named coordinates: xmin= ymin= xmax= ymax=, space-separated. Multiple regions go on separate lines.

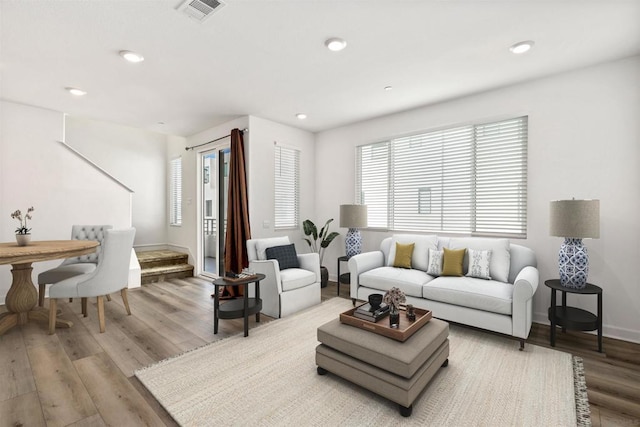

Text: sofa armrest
xmin=297 ymin=252 xmax=321 ymax=283
xmin=348 ymin=251 xmax=385 ymax=300
xmin=512 ymin=265 xmax=539 ymax=339
xmin=249 ymin=259 xmax=282 ymax=318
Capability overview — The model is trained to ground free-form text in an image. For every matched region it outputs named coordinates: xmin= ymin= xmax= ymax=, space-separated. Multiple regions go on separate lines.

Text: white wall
xmin=166 ymin=115 xmax=316 ymax=272
xmin=65 ymin=116 xmax=168 ymax=247
xmin=0 ymin=101 xmax=132 ymax=303
xmin=315 ymin=56 xmax=640 ymax=343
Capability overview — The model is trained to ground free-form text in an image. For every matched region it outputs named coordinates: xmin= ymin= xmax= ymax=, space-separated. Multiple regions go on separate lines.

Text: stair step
xmin=141 ymin=264 xmax=194 ymax=284
xmin=137 ymin=250 xmax=189 ymax=269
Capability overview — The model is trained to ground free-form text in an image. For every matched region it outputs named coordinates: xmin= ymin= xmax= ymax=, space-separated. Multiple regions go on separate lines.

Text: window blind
xmin=170 ymin=157 xmax=182 ymax=226
xmin=274 ymin=146 xmax=299 ymax=229
xmin=356 ymin=116 xmax=528 ymax=237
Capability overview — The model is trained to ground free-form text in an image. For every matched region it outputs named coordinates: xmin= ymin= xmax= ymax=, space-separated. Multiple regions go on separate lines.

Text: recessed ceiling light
xmin=324 ymin=37 xmax=347 ymax=52
xmin=384 ymin=86 xmax=393 ymax=91
xmin=296 ymin=113 xmax=307 ymax=120
xmin=119 ymin=50 xmax=145 ymax=63
xmin=509 ymin=41 xmax=535 ymax=54
xmin=66 ymin=87 xmax=87 ymax=96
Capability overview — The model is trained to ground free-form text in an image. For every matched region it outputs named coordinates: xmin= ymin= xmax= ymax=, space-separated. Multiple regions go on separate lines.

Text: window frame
xmin=169 ymin=156 xmax=182 ymax=227
xmin=274 ymin=144 xmax=300 ymax=230
xmin=356 ymin=116 xmax=528 ymax=238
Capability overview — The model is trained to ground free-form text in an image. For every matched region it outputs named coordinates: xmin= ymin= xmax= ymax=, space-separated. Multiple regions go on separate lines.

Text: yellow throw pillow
xmin=393 ymin=242 xmax=415 ymax=269
xmin=442 ymin=247 xmax=466 ymax=276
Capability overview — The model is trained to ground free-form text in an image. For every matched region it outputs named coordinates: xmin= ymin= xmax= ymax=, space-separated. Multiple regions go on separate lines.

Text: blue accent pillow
xmin=266 ymin=244 xmax=300 ymax=270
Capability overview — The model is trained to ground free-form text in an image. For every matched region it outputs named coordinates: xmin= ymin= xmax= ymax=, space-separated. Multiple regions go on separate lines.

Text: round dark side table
xmin=545 ymin=279 xmax=603 ymax=353
xmin=337 ymin=255 xmax=351 ymax=297
xmin=212 ymin=273 xmax=265 ymax=337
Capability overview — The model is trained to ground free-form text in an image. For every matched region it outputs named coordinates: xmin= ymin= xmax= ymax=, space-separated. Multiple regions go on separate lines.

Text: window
xmin=170 ymin=157 xmax=182 ymax=226
xmin=356 ymin=116 xmax=528 ymax=237
xmin=274 ymin=145 xmax=299 ymax=229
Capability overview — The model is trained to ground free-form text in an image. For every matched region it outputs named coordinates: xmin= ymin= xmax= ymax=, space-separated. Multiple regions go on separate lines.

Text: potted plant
xmin=303 ymin=218 xmax=339 ymax=288
xmin=11 ymin=206 xmax=34 ymax=246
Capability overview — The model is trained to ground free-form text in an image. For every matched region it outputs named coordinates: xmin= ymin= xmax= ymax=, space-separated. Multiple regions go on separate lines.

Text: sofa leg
xmin=519 ymin=339 xmax=525 ymax=351
xmin=351 ymin=298 xmax=356 ymax=306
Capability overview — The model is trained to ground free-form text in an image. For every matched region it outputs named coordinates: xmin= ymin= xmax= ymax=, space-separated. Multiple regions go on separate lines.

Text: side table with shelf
xmin=337 ymin=255 xmax=351 ymax=297
xmin=212 ymin=273 xmax=265 ymax=337
xmin=545 ymin=279 xmax=603 ymax=352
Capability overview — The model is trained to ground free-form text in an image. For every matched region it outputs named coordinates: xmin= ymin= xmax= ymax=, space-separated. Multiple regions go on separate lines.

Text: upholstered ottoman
xmin=316 ymin=317 xmax=449 ymax=417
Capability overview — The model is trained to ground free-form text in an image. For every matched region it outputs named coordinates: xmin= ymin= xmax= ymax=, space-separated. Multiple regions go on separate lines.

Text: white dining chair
xmin=48 ymin=228 xmax=136 ymax=334
xmin=37 ymin=225 xmax=112 ymax=307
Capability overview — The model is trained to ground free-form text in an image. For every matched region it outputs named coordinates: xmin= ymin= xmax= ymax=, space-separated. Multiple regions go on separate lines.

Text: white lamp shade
xmin=340 ymin=204 xmax=368 ymax=228
xmin=550 ymin=199 xmax=600 ymax=238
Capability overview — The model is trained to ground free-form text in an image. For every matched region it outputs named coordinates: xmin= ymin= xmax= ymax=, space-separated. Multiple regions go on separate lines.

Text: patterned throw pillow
xmin=427 ymin=249 xmax=443 ymax=276
xmin=393 ymin=243 xmax=415 ymax=269
xmin=265 ymin=244 xmax=300 ymax=270
xmin=442 ymin=248 xmax=466 ymax=277
xmin=466 ymin=248 xmax=492 ymax=280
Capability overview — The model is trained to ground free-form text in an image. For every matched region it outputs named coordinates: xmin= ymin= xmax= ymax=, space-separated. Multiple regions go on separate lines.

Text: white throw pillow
xmin=427 ymin=249 xmax=443 ymax=276
xmin=255 ymin=236 xmax=291 ymax=260
xmin=466 ymin=249 xmax=492 ymax=280
xmin=449 ymin=237 xmax=510 ymax=283
xmin=386 ymin=234 xmax=438 ymax=271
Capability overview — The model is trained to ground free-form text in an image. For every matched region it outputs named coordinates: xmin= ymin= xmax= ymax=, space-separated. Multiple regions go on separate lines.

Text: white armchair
xmin=246 ymin=237 xmax=321 ymax=318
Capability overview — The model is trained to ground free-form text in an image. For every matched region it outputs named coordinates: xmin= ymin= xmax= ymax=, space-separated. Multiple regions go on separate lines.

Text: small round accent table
xmin=545 ymin=279 xmax=603 ymax=352
xmin=337 ymin=255 xmax=351 ymax=297
xmin=212 ymin=273 xmax=265 ymax=337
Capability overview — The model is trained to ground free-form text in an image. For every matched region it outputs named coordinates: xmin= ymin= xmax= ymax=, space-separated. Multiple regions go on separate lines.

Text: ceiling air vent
xmin=177 ymin=0 xmax=226 ymax=22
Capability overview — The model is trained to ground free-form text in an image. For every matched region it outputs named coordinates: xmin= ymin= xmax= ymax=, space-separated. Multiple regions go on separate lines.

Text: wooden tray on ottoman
xmin=340 ymin=306 xmax=432 ymax=342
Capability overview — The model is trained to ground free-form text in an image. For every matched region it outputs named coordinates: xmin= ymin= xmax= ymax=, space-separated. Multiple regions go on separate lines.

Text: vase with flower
xmin=11 ymin=207 xmax=34 ymax=246
xmin=383 ymin=286 xmax=406 ymax=328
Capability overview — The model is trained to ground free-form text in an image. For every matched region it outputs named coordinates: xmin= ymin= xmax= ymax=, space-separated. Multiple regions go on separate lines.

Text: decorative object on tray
xmin=383 ymin=287 xmax=406 ymax=329
xmin=353 ymin=301 xmax=390 ymax=322
xmin=303 ymin=218 xmax=340 ymax=288
xmin=406 ymin=304 xmax=416 ymax=321
xmin=11 ymin=206 xmax=34 ymax=246
xmin=368 ymin=293 xmax=383 ymax=309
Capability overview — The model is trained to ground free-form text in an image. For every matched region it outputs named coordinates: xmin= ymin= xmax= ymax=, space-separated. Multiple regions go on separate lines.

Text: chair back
xmin=83 ymin=228 xmax=136 ymax=295
xmin=63 ymin=225 xmax=112 ymax=265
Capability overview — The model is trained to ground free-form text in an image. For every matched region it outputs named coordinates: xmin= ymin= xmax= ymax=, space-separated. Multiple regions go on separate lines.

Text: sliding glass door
xmin=200 ymin=146 xmax=230 ymax=277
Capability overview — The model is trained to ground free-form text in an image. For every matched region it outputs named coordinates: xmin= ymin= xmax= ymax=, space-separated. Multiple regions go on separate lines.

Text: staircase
xmin=137 ymin=250 xmax=194 ymax=284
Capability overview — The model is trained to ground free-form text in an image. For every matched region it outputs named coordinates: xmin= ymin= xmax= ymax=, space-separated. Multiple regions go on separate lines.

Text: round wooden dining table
xmin=0 ymin=240 xmax=99 ymax=335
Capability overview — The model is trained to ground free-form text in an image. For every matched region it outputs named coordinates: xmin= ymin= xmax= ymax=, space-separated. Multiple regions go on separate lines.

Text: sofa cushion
xmin=423 ymin=276 xmax=513 ymax=315
xmin=442 ymin=248 xmax=465 ymax=276
xmin=392 ymin=242 xmax=414 ymax=268
xmin=427 ymin=249 xmax=443 ymax=276
xmin=359 ymin=267 xmax=433 ymax=297
xmin=387 ymin=234 xmax=438 ymax=271
xmin=280 ymin=268 xmax=316 ymax=292
xmin=266 ymin=244 xmax=300 ymax=270
xmin=255 ymin=236 xmax=290 ymax=260
xmin=466 ymin=248 xmax=492 ymax=280
xmin=449 ymin=237 xmax=511 ymax=283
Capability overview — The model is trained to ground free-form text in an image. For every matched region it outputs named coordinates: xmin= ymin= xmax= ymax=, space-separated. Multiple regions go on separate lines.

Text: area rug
xmin=135 ymin=298 xmax=590 ymax=426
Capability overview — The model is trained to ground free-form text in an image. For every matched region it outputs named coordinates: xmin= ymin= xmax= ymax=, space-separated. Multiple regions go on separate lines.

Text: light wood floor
xmin=0 ymin=278 xmax=638 ymax=426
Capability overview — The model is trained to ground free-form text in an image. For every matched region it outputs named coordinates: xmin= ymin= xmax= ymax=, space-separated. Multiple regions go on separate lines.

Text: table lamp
xmin=340 ymin=204 xmax=368 ymax=257
xmin=549 ymin=199 xmax=600 ymax=289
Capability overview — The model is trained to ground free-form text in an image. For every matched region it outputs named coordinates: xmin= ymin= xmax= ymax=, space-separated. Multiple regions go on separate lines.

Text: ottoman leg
xmin=441 ymin=359 xmax=449 ymax=367
xmin=399 ymin=404 xmax=413 ymax=417
xmin=317 ymin=366 xmax=328 ymax=375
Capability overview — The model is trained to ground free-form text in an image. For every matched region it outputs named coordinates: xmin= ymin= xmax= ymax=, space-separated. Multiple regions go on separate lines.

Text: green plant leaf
xmin=320 ymin=231 xmax=340 ymax=248
xmin=302 ymin=219 xmax=318 ymax=240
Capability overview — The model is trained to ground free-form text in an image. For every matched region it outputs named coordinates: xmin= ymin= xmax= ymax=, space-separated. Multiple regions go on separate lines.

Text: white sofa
xmin=349 ymin=235 xmax=539 ymax=349
xmin=247 ymin=237 xmax=321 ymax=319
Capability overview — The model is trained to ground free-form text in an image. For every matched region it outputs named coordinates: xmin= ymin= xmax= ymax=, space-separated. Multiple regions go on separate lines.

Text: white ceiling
xmin=1 ymin=1 xmax=639 ymax=137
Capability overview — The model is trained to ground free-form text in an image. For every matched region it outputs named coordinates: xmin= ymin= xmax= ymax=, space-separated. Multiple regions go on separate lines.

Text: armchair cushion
xmin=280 ymin=268 xmax=317 ymax=292
xmin=266 ymin=244 xmax=300 ymax=270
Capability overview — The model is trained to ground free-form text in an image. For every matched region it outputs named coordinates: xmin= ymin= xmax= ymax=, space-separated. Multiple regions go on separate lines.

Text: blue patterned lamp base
xmin=559 ymin=238 xmax=589 ymax=289
xmin=345 ymin=228 xmax=362 ymax=258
